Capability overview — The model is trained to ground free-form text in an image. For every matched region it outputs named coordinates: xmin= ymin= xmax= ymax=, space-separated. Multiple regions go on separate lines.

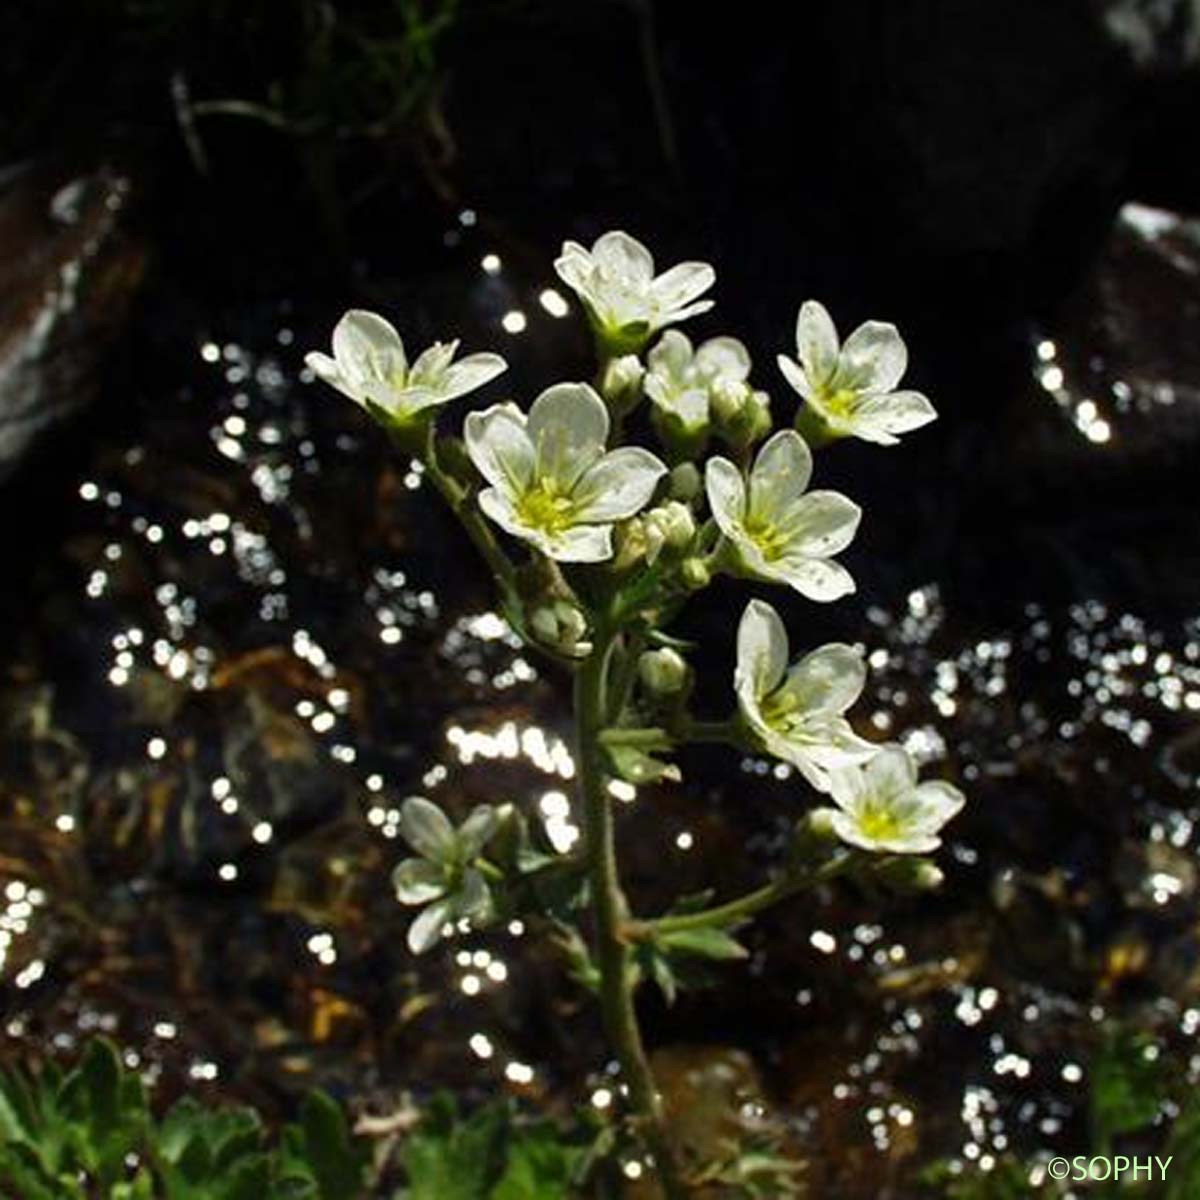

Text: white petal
xmin=441 ymin=352 xmax=509 ymax=400
xmin=458 ymin=805 xmax=501 ymax=858
xmin=657 ymin=298 xmax=714 ymax=326
xmin=572 ymin=447 xmax=667 ymax=522
xmin=398 ymin=797 xmax=456 ymax=862
xmin=775 ymin=490 xmax=861 ymax=557
xmin=553 ymin=242 xmax=593 ymax=293
xmin=910 ymin=780 xmax=966 ymax=830
xmin=407 ymin=340 xmax=459 ymax=388
xmin=332 ymin=309 xmax=406 ymax=386
xmin=864 ymin=745 xmax=918 ymax=798
xmin=465 ymin=405 xmax=534 ymax=497
xmin=305 ymin=352 xmax=360 ymax=404
xmin=647 ymin=329 xmax=694 ymax=380
xmin=695 ymin=336 xmax=750 ymax=383
xmin=672 ymin=387 xmax=710 ymax=430
xmin=776 ymin=353 xmax=816 ymax=402
xmin=798 ymin=719 xmax=878 ymax=770
xmin=853 ymin=390 xmax=937 ymax=436
xmin=651 ymin=261 xmax=716 ymax=311
xmin=735 ymin=599 xmax=789 ymax=700
xmin=794 ymin=301 xmax=840 ymax=385
xmin=781 ymin=643 xmax=866 ymax=715
xmin=541 ymin=523 xmax=614 ymax=563
xmin=393 ymin=858 xmax=446 ymax=905
xmin=747 ymin=430 xmax=813 ymax=519
xmin=704 ymin=457 xmax=748 ymax=540
xmin=527 ymin=383 xmax=609 ymax=488
xmin=407 ymin=898 xmax=453 ymax=954
xmin=771 ymin=555 xmax=857 ymax=602
xmin=827 ymin=763 xmax=870 ymax=814
xmin=836 ymin=320 xmax=907 ymax=393
xmin=477 ymin=487 xmax=538 ymax=545
xmin=593 ymin=230 xmax=655 ymax=283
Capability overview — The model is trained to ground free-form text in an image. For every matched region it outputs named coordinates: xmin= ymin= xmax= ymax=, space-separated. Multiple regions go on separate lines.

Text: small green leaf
xmin=658 ymin=926 xmax=749 ymax=962
xmin=294 ymin=1091 xmax=366 ymax=1200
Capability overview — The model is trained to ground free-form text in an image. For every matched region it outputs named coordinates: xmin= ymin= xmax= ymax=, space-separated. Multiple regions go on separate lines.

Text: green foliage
xmin=1090 ymin=1028 xmax=1168 ymax=1152
xmin=0 ymin=1040 xmax=367 ymax=1200
xmin=920 ymin=1157 xmax=1049 ymax=1200
xmin=398 ymin=1094 xmax=587 ymax=1199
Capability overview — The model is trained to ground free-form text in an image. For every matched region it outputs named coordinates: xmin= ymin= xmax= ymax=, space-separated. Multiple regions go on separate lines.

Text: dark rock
xmin=0 ymin=162 xmax=145 ymax=480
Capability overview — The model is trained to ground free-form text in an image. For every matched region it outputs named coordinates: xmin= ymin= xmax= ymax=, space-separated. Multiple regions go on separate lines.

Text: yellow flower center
xmin=517 ymin=482 xmax=575 ymax=534
xmin=743 ymin=514 xmax=789 ymax=562
xmin=818 ymin=386 xmax=859 ymax=422
xmin=856 ymin=801 xmax=905 ymax=842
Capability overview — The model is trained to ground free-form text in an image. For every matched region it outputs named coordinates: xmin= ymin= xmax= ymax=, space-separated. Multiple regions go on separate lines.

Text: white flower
xmin=465 ymin=383 xmax=667 ymax=563
xmin=706 ymin=430 xmax=860 ymax=601
xmin=644 ymin=330 xmax=751 ymax=436
xmin=306 ymin=309 xmax=507 ymax=423
xmin=816 ymin=745 xmax=965 ymax=854
xmin=777 ymin=301 xmax=936 ymax=445
xmin=735 ymin=599 xmax=875 ymax=791
xmin=393 ymin=797 xmax=500 ymax=954
xmin=554 ymin=231 xmax=715 ymax=351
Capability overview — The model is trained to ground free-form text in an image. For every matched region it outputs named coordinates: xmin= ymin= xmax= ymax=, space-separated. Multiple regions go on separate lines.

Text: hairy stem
xmin=575 ymin=628 xmax=688 ymax=1198
xmin=420 ymin=429 xmax=517 ymax=595
xmin=643 ymin=853 xmax=849 ymax=936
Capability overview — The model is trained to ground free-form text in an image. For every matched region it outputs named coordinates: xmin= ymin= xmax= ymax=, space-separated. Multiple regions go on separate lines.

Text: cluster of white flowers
xmin=307 ymin=230 xmax=964 ymax=951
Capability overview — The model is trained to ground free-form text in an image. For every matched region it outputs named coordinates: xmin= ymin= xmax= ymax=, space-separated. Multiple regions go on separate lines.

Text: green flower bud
xmin=803 ymin=807 xmax=839 ymax=842
xmin=529 ymin=600 xmax=590 ymax=657
xmin=715 ymin=384 xmax=772 ymax=450
xmin=600 ymin=353 xmax=646 ymax=416
xmin=710 ymin=377 xmax=751 ymax=425
xmin=638 ymin=647 xmax=688 ymax=696
xmin=680 ymin=557 xmax=711 ymax=590
xmin=667 ymin=462 xmax=702 ymax=502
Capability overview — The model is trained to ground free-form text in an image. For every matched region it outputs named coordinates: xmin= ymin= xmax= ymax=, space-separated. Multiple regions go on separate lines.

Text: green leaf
xmin=292 ymin=1091 xmax=366 ymax=1200
xmin=604 ymin=743 xmax=680 ymax=785
xmin=658 ymin=926 xmax=749 ymax=962
xmin=491 ymin=1123 xmax=583 ymax=1199
xmin=1090 ymin=1029 xmax=1166 ymax=1150
xmin=648 ymin=951 xmax=678 ymax=1007
xmin=401 ymin=1094 xmax=508 ymax=1200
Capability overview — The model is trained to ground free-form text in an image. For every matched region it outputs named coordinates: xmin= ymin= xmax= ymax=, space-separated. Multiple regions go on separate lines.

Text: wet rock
xmin=1021 ymin=201 xmax=1200 ymax=465
xmin=1101 ymin=0 xmax=1200 ymax=71
xmin=0 ymin=162 xmax=145 ymax=480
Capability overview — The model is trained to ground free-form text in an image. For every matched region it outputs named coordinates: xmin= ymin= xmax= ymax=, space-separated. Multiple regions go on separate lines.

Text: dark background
xmin=2 ymin=3 xmax=1200 ymax=1196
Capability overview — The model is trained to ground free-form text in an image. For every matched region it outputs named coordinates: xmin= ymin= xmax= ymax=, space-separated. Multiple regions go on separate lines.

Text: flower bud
xmin=668 ymin=462 xmax=701 ymax=502
xmin=803 ymin=807 xmax=839 ymax=842
xmin=638 ymin=647 xmax=688 ymax=696
xmin=680 ymin=557 xmax=711 ymax=590
xmin=642 ymin=501 xmax=695 ymax=564
xmin=600 ymin=354 xmax=645 ymax=416
xmin=613 ymin=517 xmax=648 ymax=571
xmin=715 ymin=384 xmax=772 ymax=449
xmin=710 ymin=377 xmax=751 ymax=425
xmin=529 ymin=600 xmax=590 ymax=656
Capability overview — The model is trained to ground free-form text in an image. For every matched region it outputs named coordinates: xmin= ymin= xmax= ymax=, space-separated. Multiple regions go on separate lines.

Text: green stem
xmin=575 ymin=627 xmax=688 ymax=1198
xmin=420 ymin=429 xmax=517 ymax=596
xmin=645 ymin=854 xmax=849 ymax=936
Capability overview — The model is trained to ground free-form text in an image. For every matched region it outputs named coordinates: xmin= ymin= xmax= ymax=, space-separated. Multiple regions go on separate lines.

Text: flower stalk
xmin=575 ymin=624 xmax=688 ymax=1197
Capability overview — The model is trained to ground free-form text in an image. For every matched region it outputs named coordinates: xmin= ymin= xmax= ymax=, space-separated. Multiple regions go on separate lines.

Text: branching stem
xmin=575 ymin=624 xmax=688 ymax=1198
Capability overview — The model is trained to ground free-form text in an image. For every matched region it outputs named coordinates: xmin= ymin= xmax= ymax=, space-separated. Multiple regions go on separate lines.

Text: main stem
xmin=575 ymin=629 xmax=688 ymax=1198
